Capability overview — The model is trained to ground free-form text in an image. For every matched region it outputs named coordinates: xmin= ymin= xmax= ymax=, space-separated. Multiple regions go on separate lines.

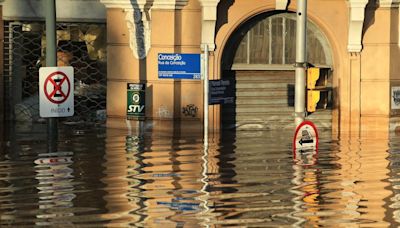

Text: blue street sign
xmin=158 ymin=53 xmax=201 ymax=79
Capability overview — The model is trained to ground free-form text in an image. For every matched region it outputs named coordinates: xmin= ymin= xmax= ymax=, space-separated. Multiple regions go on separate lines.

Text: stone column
xmin=199 ymin=0 xmax=220 ymax=131
xmin=344 ymin=0 xmax=368 ymax=136
xmin=100 ymin=0 xmax=151 ymax=129
xmin=360 ymin=1 xmax=399 ymax=136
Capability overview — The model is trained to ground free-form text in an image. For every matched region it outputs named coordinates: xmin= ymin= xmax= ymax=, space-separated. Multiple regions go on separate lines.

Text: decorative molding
xmin=276 ymin=0 xmax=289 ymax=10
xmin=100 ymin=0 xmax=189 ymax=10
xmin=153 ymin=0 xmax=189 ymax=9
xmin=378 ymin=0 xmax=400 ymax=8
xmin=100 ymin=0 xmax=148 ymax=10
xmin=347 ymin=0 xmax=368 ymax=53
xmin=199 ymin=0 xmax=221 ymax=51
xmin=100 ymin=0 xmax=190 ymax=59
xmin=125 ymin=9 xmax=151 ymax=59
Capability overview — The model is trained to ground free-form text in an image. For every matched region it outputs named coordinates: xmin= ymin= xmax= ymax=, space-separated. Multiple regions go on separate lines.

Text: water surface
xmin=1 ymin=123 xmax=399 ymax=227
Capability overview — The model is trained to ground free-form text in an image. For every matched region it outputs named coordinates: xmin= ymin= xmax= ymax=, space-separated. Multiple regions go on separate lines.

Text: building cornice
xmin=100 ymin=0 xmax=189 ymax=10
xmin=378 ymin=0 xmax=400 ymax=8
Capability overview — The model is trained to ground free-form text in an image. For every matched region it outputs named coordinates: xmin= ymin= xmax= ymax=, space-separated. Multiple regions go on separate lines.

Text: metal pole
xmin=45 ymin=0 xmax=58 ymax=152
xmin=294 ymin=0 xmax=307 ymax=126
xmin=203 ymin=44 xmax=209 ymax=146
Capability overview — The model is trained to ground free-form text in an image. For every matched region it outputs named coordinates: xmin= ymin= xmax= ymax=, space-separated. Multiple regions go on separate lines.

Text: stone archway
xmin=220 ymin=12 xmax=334 ymax=131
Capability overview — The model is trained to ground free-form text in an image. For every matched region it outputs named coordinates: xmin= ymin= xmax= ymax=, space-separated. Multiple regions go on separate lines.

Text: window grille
xmin=3 ymin=21 xmax=107 ymax=123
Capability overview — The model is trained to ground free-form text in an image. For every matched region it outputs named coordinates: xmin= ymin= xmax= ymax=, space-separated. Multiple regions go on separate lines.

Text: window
xmin=232 ymin=13 xmax=332 ymax=69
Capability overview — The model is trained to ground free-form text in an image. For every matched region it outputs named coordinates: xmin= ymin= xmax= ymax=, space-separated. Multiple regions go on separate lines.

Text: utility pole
xmin=45 ymin=0 xmax=58 ymax=152
xmin=294 ymin=0 xmax=307 ymax=126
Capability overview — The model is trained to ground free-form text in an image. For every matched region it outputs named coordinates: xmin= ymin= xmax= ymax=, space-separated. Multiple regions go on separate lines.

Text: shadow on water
xmin=2 ymin=122 xmax=400 ymax=226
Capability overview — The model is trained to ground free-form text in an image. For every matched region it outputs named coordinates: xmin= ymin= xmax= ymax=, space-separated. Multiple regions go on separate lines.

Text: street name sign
xmin=158 ymin=53 xmax=201 ymax=79
xmin=39 ymin=66 xmax=74 ymax=117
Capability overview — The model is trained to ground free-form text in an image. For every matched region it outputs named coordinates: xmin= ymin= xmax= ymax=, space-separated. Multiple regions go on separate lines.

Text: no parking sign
xmin=39 ymin=66 xmax=74 ymax=117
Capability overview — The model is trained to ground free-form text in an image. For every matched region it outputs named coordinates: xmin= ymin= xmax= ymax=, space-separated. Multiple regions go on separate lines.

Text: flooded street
xmin=1 ymin=123 xmax=400 ymax=227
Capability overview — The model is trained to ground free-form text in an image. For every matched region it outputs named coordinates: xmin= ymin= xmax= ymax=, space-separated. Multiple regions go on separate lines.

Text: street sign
xmin=39 ymin=66 xmax=74 ymax=117
xmin=209 ymin=79 xmax=235 ymax=105
xmin=127 ymin=83 xmax=145 ymax=119
xmin=293 ymin=120 xmax=318 ymax=151
xmin=392 ymin=86 xmax=400 ymax=109
xmin=158 ymin=53 xmax=201 ymax=79
xmin=293 ymin=120 xmax=319 ymax=166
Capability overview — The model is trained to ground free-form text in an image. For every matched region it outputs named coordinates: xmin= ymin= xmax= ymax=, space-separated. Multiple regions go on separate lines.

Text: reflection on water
xmin=1 ymin=124 xmax=400 ymax=226
xmin=34 ymin=151 xmax=75 ymax=226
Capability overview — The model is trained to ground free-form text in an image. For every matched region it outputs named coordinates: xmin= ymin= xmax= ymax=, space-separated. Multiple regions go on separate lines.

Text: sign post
xmin=45 ymin=0 xmax=58 ymax=152
xmin=294 ymin=0 xmax=308 ymax=126
xmin=203 ymin=45 xmax=209 ymax=146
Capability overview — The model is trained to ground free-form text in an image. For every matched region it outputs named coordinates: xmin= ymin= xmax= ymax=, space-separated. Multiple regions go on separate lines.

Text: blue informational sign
xmin=158 ymin=53 xmax=201 ymax=79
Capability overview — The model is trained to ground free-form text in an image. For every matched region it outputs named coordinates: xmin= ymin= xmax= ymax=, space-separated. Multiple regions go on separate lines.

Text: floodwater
xmin=1 ymin=122 xmax=400 ymax=227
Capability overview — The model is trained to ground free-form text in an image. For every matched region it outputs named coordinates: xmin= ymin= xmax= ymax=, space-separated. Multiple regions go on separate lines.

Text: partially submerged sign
xmin=293 ymin=120 xmax=319 ymax=166
xmin=209 ymin=79 xmax=235 ymax=105
xmin=293 ymin=120 xmax=318 ymax=151
xmin=127 ymin=83 xmax=145 ymax=120
xmin=158 ymin=53 xmax=201 ymax=79
xmin=391 ymin=86 xmax=400 ymax=109
xmin=39 ymin=66 xmax=74 ymax=118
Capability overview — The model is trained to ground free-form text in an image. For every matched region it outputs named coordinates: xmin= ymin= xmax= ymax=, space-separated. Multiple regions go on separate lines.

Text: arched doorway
xmin=221 ymin=12 xmax=333 ymax=131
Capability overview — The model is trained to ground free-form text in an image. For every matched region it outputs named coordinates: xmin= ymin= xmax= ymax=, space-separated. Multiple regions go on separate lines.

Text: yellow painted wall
xmin=106 ymin=5 xmax=203 ymax=132
xmin=105 ymin=0 xmax=398 ymax=136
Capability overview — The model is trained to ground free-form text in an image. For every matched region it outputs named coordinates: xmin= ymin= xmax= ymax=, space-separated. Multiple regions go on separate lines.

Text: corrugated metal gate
xmin=4 ymin=21 xmax=106 ymax=123
xmin=221 ymin=70 xmax=332 ymax=131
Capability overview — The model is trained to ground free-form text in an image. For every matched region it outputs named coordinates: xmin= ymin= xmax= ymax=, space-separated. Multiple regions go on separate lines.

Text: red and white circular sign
xmin=39 ymin=66 xmax=74 ymax=118
xmin=293 ymin=120 xmax=319 ymax=166
xmin=43 ymin=71 xmax=71 ymax=104
xmin=293 ymin=120 xmax=319 ymax=152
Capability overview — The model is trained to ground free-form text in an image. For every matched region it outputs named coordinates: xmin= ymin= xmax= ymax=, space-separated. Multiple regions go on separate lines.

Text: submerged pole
xmin=45 ymin=0 xmax=58 ymax=152
xmin=294 ymin=0 xmax=307 ymax=126
xmin=203 ymin=44 xmax=209 ymax=147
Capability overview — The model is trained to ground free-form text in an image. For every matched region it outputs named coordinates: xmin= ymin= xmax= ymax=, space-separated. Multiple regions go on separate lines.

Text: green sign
xmin=127 ymin=83 xmax=145 ymax=120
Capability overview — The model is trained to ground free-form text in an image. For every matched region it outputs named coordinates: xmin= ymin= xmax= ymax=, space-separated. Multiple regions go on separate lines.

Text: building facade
xmin=1 ymin=0 xmax=400 ymax=136
xmin=99 ymin=0 xmax=400 ymax=136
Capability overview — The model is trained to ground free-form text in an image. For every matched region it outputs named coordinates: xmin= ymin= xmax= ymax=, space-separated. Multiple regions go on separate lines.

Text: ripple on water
xmin=1 ymin=126 xmax=400 ymax=226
